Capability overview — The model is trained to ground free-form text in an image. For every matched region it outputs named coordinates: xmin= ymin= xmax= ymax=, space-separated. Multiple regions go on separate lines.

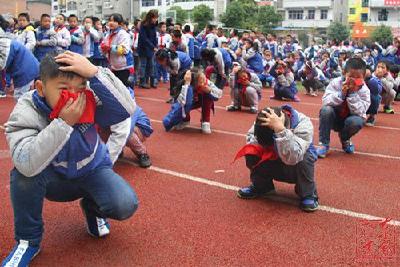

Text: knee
xmin=319 ymin=106 xmax=334 ymax=118
xmin=106 ymin=189 xmax=139 ymax=221
xmin=344 ymin=116 xmax=364 ymax=130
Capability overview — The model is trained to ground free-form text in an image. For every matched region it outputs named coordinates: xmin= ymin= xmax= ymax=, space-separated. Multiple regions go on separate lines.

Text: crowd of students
xmin=1 ymin=9 xmax=400 ymax=266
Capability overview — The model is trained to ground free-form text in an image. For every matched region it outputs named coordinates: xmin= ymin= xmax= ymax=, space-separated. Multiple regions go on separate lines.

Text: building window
xmin=308 ymin=10 xmax=315 ymax=20
xmin=288 ymin=10 xmax=303 ymax=20
xmin=349 ymin=8 xmax=355 ymax=15
xmin=378 ymin=9 xmax=388 ymax=21
xmin=142 ymin=0 xmax=155 ymax=7
xmin=361 ymin=0 xmax=369 ymax=8
xmin=361 ymin=13 xmax=368 ymax=22
xmin=320 ymin=10 xmax=328 ymax=20
xmin=158 ymin=0 xmax=162 ymax=5
xmin=67 ymin=1 xmax=77 ymax=10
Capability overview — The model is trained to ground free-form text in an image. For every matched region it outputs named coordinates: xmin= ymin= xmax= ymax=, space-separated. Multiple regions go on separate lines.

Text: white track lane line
xmin=119 ymin=158 xmax=400 ymax=227
xmin=149 ymin=119 xmax=400 ymax=161
xmin=137 ymin=96 xmax=400 ymax=132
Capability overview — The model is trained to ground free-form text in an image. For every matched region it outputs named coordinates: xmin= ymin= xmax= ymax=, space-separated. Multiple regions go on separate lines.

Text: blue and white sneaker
xmin=1 ymin=240 xmax=40 ymax=267
xmin=80 ymin=199 xmax=110 ymax=238
xmin=341 ymin=140 xmax=355 ymax=154
xmin=300 ymin=198 xmax=319 ymax=212
xmin=317 ymin=145 xmax=329 ymax=158
xmin=237 ymin=185 xmax=276 ymax=199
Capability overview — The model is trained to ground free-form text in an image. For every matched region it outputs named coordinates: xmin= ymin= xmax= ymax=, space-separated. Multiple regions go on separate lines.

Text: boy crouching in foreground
xmin=2 ymin=51 xmax=139 ymax=266
xmin=236 ymin=105 xmax=319 ymax=212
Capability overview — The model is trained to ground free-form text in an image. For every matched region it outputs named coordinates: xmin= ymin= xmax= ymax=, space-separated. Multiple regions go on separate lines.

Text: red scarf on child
xmin=233 ymin=144 xmax=278 ymax=168
xmin=49 ymin=90 xmax=96 ymax=124
xmin=339 ymin=78 xmax=364 ymax=118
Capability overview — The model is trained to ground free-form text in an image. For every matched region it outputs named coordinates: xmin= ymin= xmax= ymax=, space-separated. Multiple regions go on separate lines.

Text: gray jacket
xmin=246 ymin=110 xmax=314 ymax=166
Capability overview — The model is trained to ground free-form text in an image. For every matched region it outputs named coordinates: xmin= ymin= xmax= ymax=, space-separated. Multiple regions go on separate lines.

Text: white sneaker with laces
xmin=201 ymin=122 xmax=212 ymax=134
xmin=174 ymin=121 xmax=190 ymax=130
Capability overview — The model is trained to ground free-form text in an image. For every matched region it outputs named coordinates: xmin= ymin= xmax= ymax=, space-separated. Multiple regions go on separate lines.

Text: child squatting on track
xmin=235 ymin=106 xmax=318 ymax=212
xmin=2 ymin=51 xmax=139 ymax=267
xmin=317 ymin=58 xmax=371 ymax=158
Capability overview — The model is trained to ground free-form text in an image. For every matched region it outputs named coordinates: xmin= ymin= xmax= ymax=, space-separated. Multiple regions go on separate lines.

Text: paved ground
xmin=0 ymin=84 xmax=399 ymax=266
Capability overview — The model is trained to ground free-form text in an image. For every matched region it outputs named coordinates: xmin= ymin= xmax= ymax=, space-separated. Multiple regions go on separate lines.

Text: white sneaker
xmin=174 ymin=121 xmax=189 ymax=130
xmin=201 ymin=122 xmax=212 ymax=134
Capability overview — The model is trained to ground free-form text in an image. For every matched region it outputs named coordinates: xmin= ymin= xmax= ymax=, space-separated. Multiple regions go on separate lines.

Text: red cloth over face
xmin=233 ymin=144 xmax=278 ymax=168
xmin=49 ymin=89 xmax=96 ymax=124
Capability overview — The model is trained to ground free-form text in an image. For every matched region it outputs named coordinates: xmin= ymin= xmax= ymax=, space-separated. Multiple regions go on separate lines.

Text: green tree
xmin=220 ymin=0 xmax=282 ymax=31
xmin=327 ymin=22 xmax=350 ymax=43
xmin=168 ymin=6 xmax=187 ymax=24
xmin=256 ymin=6 xmax=282 ymax=33
xmin=192 ymin=4 xmax=214 ymax=30
xmin=140 ymin=12 xmax=147 ymax=20
xmin=370 ymin=25 xmax=393 ymax=46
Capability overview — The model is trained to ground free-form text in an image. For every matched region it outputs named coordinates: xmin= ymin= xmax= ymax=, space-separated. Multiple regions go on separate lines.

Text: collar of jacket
xmin=32 ymin=90 xmax=52 ymax=118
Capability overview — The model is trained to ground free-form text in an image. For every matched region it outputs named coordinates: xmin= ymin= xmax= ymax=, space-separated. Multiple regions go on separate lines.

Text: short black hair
xmin=207 ymin=24 xmax=215 ymax=31
xmin=39 ymin=51 xmax=82 ymax=84
xmin=109 ymin=13 xmax=124 ymax=24
xmin=254 ymin=107 xmax=288 ymax=147
xmin=68 ymin=14 xmax=78 ymax=21
xmin=134 ymin=18 xmax=141 ymax=27
xmin=40 ymin=14 xmax=51 ymax=21
xmin=183 ymin=24 xmax=191 ymax=33
xmin=377 ymin=60 xmax=392 ymax=70
xmin=18 ymin=13 xmax=30 ymax=22
xmin=344 ymin=57 xmax=367 ymax=74
xmin=158 ymin=21 xmax=166 ymax=27
xmin=155 ymin=49 xmax=178 ymax=61
xmin=200 ymin=48 xmax=216 ymax=62
xmin=83 ymin=16 xmax=93 ymax=23
xmin=390 ymin=64 xmax=400 ymax=74
xmin=0 ymin=15 xmax=10 ymax=31
xmin=232 ymin=29 xmax=238 ymax=36
xmin=172 ymin=29 xmax=182 ymax=38
xmin=92 ymin=17 xmax=100 ymax=24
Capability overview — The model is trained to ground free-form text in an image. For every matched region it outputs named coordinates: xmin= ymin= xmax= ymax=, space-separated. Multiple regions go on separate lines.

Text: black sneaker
xmin=237 ymin=185 xmax=276 ymax=199
xmin=138 ymin=154 xmax=152 ymax=168
xmin=365 ymin=116 xmax=375 ymax=127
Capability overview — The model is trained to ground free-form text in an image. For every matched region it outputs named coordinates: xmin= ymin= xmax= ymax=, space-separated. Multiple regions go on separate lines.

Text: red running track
xmin=0 ymin=84 xmax=400 ymax=266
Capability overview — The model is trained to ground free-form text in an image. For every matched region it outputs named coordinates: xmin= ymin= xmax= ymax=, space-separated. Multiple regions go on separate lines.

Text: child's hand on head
xmin=59 ymin=93 xmax=87 ymax=126
xmin=259 ymin=108 xmax=285 ymax=133
xmin=55 ymin=51 xmax=98 ymax=78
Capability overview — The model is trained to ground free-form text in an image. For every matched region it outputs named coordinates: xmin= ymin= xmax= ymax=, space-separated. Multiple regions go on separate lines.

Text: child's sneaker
xmin=174 ymin=121 xmax=189 ymax=130
xmin=80 ymin=199 xmax=110 ymax=238
xmin=138 ymin=153 xmax=152 ymax=168
xmin=0 ymin=91 xmax=6 ymax=98
xmin=249 ymin=107 xmax=258 ymax=114
xmin=384 ymin=107 xmax=395 ymax=114
xmin=293 ymin=96 xmax=301 ymax=102
xmin=226 ymin=105 xmax=241 ymax=112
xmin=365 ymin=116 xmax=376 ymax=127
xmin=1 ymin=240 xmax=40 ymax=267
xmin=237 ymin=185 xmax=276 ymax=199
xmin=201 ymin=122 xmax=212 ymax=134
xmin=317 ymin=145 xmax=329 ymax=158
xmin=341 ymin=140 xmax=355 ymax=154
xmin=300 ymin=198 xmax=319 ymax=212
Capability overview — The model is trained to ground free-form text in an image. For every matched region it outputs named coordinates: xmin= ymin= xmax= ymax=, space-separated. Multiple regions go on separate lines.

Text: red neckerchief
xmin=233 ymin=144 xmax=278 ymax=169
xmin=159 ymin=33 xmax=165 ymax=49
xmin=55 ymin=25 xmax=66 ymax=33
xmin=339 ymin=78 xmax=364 ymax=118
xmin=194 ymin=78 xmax=209 ymax=102
xmin=106 ymin=29 xmax=118 ymax=62
xmin=49 ymin=89 xmax=96 ymax=124
xmin=69 ymin=26 xmax=79 ymax=35
xmin=238 ymin=73 xmax=251 ymax=101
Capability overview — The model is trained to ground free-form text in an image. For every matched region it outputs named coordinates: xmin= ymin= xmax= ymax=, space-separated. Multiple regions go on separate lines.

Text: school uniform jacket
xmin=14 ymin=25 xmax=36 ymax=51
xmin=322 ymin=77 xmax=371 ymax=119
xmin=55 ymin=26 xmax=71 ymax=50
xmin=5 ymin=67 xmax=136 ymax=179
xmin=101 ymin=27 xmax=133 ymax=71
xmin=0 ymin=31 xmax=39 ymax=87
xmin=68 ymin=26 xmax=84 ymax=54
xmin=34 ymin=26 xmax=57 ymax=61
xmin=246 ymin=105 xmax=317 ymax=166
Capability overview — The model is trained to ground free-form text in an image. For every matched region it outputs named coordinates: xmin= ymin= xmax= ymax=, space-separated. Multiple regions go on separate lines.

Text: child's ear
xmin=36 ymin=80 xmax=44 ymax=97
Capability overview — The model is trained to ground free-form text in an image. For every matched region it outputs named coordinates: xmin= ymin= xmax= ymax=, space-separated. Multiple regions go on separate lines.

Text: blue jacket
xmin=163 ymin=85 xmax=194 ymax=131
xmin=34 ymin=27 xmax=57 ymax=62
xmin=247 ymin=52 xmax=264 ymax=74
xmin=177 ymin=51 xmax=192 ymax=71
xmin=367 ymin=76 xmax=382 ymax=96
xmin=137 ymin=24 xmax=157 ymax=58
xmin=6 ymin=40 xmax=39 ymax=87
xmin=193 ymin=38 xmax=201 ymax=60
xmin=219 ymin=48 xmax=233 ymax=69
xmin=68 ymin=26 xmax=84 ymax=55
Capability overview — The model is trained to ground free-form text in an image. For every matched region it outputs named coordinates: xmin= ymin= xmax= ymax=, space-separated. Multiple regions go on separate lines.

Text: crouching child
xmin=317 ymin=58 xmax=371 ymax=158
xmin=2 ymin=51 xmax=138 ymax=266
xmin=236 ymin=105 xmax=319 ymax=212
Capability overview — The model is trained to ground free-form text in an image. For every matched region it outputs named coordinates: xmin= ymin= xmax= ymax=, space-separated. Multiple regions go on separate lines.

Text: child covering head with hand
xmin=2 ymin=51 xmax=138 ymax=266
xmin=235 ymin=105 xmax=318 ymax=212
